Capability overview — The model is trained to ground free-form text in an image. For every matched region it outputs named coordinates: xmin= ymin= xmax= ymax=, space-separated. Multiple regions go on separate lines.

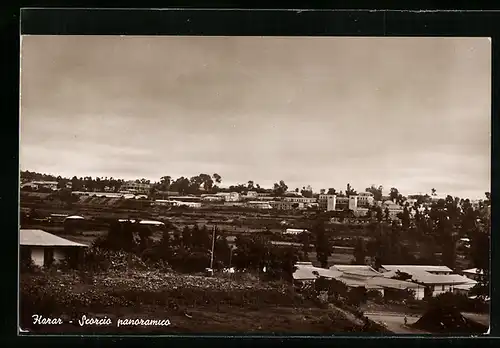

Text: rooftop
xmin=293 ymin=264 xmax=343 ymax=281
xmin=331 ymin=265 xmax=382 ymax=277
xmin=20 ymin=229 xmax=88 ymax=247
xmin=381 ymin=265 xmax=453 ymax=273
xmin=462 ymin=268 xmax=484 ymax=275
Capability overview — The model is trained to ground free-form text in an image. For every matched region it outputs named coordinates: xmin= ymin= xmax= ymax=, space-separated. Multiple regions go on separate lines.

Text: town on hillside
xmin=19 ymin=170 xmax=491 ymax=334
xmin=19 ymin=34 xmax=491 ymax=335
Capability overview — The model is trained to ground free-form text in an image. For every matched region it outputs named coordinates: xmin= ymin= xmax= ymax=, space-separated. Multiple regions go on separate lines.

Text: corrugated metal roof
xmin=331 ymin=265 xmax=382 ymax=277
xmin=336 ymin=275 xmax=382 ymax=289
xmin=382 ymin=265 xmax=453 ymax=273
xmin=364 ymin=276 xmax=421 ymax=289
xmin=20 ymin=229 xmax=88 ymax=247
xmin=293 ymin=264 xmax=343 ymax=281
xmin=381 ymin=267 xmax=476 ymax=285
xmin=462 ymin=268 xmax=483 ymax=275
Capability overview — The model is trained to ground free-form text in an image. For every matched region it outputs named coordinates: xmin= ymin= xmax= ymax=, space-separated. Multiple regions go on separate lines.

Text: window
xmin=442 ymin=285 xmax=445 ymax=291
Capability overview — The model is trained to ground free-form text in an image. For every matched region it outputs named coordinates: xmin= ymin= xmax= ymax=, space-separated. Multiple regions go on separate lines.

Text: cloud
xmin=19 ymin=36 xmax=491 ymax=199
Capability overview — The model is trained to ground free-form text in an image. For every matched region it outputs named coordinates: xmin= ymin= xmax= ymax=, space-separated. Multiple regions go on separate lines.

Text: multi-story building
xmin=318 ymin=194 xmax=338 ymax=211
xmin=335 ymin=196 xmax=350 ymax=210
xmin=283 ymin=196 xmax=317 ymax=204
xmin=21 ymin=181 xmax=59 ymax=191
xmin=247 ymin=201 xmax=272 ymax=209
xmin=215 ymin=192 xmax=241 ymax=202
xmin=270 ymin=201 xmax=304 ymax=210
xmin=120 ymin=181 xmax=152 ymax=195
xmin=356 ymin=192 xmax=374 ymax=207
xmin=381 ymin=200 xmax=404 ymax=220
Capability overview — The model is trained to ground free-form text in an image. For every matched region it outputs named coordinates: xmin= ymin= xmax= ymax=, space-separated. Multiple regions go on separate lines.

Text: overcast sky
xmin=20 ymin=36 xmax=491 ymax=199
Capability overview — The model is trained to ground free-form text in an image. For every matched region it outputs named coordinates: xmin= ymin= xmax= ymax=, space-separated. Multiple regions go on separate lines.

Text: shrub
xmin=20 ymin=258 xmax=41 ymax=274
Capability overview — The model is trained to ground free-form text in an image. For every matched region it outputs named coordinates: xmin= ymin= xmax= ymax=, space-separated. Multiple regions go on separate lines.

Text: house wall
xmin=414 ymin=287 xmax=426 ymax=300
xmin=27 ymin=247 xmax=70 ymax=267
xmin=31 ymin=247 xmax=45 ymax=267
xmin=432 ymin=284 xmax=454 ymax=296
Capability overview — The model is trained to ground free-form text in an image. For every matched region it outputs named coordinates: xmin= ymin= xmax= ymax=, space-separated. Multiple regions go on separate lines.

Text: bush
xmin=82 ymin=247 xmax=148 ymax=273
xmin=367 ymin=289 xmax=384 ymax=303
xmin=430 ymin=292 xmax=489 ymax=313
xmin=20 ymin=258 xmax=41 ymax=274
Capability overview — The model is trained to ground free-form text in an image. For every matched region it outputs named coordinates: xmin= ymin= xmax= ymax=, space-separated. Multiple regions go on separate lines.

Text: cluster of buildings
xmin=293 ymin=262 xmax=482 ymax=300
xmin=21 ymin=178 xmax=486 ymax=222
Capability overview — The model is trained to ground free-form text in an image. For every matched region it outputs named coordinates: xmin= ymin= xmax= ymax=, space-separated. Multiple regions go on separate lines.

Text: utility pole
xmin=210 ymin=225 xmax=216 ymax=271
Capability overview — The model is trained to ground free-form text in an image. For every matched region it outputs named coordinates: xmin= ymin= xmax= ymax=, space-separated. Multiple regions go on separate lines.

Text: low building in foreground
xmin=20 ymin=229 xmax=88 ymax=268
xmin=380 ymin=265 xmax=477 ymax=298
xmin=292 ymin=262 xmax=473 ymax=300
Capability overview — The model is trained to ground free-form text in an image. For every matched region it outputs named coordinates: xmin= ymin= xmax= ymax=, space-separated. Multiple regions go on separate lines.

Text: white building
xmin=381 ymin=200 xmax=404 ymax=220
xmin=20 ymin=229 xmax=88 ymax=268
xmin=357 ymin=192 xmax=375 ymax=207
xmin=201 ymin=195 xmax=225 ymax=202
xmin=215 ymin=192 xmax=241 ymax=202
xmin=247 ymin=201 xmax=272 ymax=209
xmin=284 ymin=228 xmax=309 ymax=235
xmin=380 ymin=265 xmax=477 ymax=298
xmin=283 ymin=196 xmax=317 ymax=204
xmin=120 ymin=181 xmax=152 ymax=194
xmin=319 ymin=194 xmax=336 ymax=211
xmin=21 ymin=181 xmax=59 ymax=191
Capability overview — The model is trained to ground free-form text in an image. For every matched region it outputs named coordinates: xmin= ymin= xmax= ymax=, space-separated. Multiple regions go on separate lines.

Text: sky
xmin=20 ymin=36 xmax=491 ymax=199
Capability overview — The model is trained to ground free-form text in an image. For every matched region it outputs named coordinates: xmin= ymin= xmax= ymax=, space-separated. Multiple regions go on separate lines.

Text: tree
xmin=346 ymin=183 xmax=357 ymax=197
xmin=365 ymin=185 xmax=383 ymax=201
xmin=301 ymin=186 xmax=313 ymax=198
xmin=392 ymin=270 xmax=412 ymax=281
xmin=327 ymin=188 xmax=337 ymax=195
xmin=389 ymin=187 xmax=403 ymax=204
xmin=247 ymin=180 xmax=254 ymax=190
xmin=214 ymin=235 xmax=232 ymax=268
xmin=191 ymin=224 xmax=211 ymax=251
xmin=376 ymin=206 xmax=384 ymax=223
xmin=384 ymin=207 xmax=390 ymax=221
xmin=299 ymin=231 xmax=311 ymax=260
xmin=212 ymin=173 xmax=222 ymax=184
xmin=401 ymin=206 xmax=411 ymax=230
xmin=431 ymin=188 xmax=437 ymax=196
xmin=182 ymin=226 xmax=192 ymax=249
xmin=320 ymin=189 xmax=326 ymax=195
xmin=273 ymin=180 xmax=288 ymax=196
xmin=314 ymin=220 xmax=331 ymax=268
xmin=353 ymin=238 xmax=367 ymax=264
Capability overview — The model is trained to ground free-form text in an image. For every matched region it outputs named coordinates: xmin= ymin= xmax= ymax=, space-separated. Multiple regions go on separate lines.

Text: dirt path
xmin=365 ymin=312 xmax=429 ymax=334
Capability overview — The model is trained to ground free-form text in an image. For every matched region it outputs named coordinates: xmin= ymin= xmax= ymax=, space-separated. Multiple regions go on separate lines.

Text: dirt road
xmin=364 ymin=312 xmax=429 ymax=334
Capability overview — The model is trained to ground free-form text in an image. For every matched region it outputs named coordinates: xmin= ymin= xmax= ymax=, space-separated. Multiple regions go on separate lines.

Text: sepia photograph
xmin=19 ymin=35 xmax=491 ymax=335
